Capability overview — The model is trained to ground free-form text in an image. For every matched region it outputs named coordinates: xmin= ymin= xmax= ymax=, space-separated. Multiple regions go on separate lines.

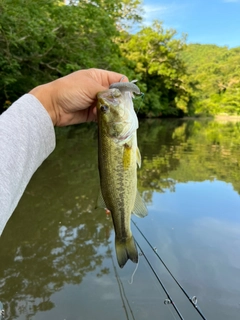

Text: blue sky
xmin=141 ymin=0 xmax=240 ymax=48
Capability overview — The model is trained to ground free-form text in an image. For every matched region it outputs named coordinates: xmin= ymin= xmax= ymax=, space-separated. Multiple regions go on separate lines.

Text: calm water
xmin=0 ymin=119 xmax=240 ymax=320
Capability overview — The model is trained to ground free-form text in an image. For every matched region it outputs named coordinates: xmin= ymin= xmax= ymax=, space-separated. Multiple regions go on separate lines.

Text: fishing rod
xmin=133 ymin=237 xmax=185 ymax=320
xmin=110 ymin=243 xmax=181 ymax=320
xmin=109 ymin=245 xmax=136 ymax=320
xmin=132 ymin=220 xmax=207 ymax=320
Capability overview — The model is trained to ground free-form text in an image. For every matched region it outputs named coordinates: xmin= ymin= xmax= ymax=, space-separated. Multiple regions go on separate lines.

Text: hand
xmin=29 ymin=68 xmax=127 ymax=126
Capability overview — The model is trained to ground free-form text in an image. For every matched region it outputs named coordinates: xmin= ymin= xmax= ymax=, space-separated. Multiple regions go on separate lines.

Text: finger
xmin=92 ymin=106 xmax=97 ymax=117
xmin=104 ymin=70 xmax=129 ymax=86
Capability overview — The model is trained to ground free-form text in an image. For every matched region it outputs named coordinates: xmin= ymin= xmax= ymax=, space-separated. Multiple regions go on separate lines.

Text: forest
xmin=0 ymin=0 xmax=239 ymax=117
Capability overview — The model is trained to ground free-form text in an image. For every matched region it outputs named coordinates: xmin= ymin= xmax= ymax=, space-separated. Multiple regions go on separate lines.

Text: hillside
xmin=182 ymin=44 xmax=240 ymax=115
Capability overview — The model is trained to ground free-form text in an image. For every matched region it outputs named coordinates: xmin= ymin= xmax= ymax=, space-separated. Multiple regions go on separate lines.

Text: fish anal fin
xmin=96 ymin=189 xmax=107 ymax=209
xmin=132 ymin=190 xmax=148 ymax=218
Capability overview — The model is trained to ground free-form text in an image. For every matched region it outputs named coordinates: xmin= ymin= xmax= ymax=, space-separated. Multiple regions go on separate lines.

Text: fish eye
xmin=100 ymin=105 xmax=109 ymax=113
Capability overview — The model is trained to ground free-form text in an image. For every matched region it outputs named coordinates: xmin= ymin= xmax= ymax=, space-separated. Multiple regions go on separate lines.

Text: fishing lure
xmin=110 ymin=77 xmax=143 ymax=97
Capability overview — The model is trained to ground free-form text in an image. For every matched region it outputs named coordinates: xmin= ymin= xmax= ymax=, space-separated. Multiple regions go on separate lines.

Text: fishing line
xmin=109 ymin=246 xmax=136 ymax=320
xmin=136 ymin=248 xmax=179 ymax=320
xmin=133 ymin=93 xmax=144 ymax=115
xmin=132 ymin=220 xmax=207 ymax=320
xmin=133 ymin=237 xmax=185 ymax=320
xmin=128 ymin=258 xmax=139 ymax=285
xmin=110 ymin=252 xmax=131 ymax=320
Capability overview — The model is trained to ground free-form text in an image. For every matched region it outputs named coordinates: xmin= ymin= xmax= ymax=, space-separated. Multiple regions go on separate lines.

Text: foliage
xmin=1 ymin=0 xmax=240 ymax=116
xmin=69 ymin=0 xmax=143 ymax=28
xmin=181 ymin=44 xmax=240 ymax=115
xmin=118 ymin=21 xmax=192 ymax=117
xmin=0 ymin=1 xmax=194 ymax=116
xmin=0 ymin=0 xmax=133 ymax=108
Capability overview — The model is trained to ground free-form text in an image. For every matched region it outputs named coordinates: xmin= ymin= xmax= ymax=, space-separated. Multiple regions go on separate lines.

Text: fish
xmin=96 ymin=83 xmax=148 ymax=268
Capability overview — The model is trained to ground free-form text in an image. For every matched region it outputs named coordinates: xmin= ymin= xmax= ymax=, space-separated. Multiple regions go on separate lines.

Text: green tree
xmin=0 ymin=0 xmax=137 ymax=109
xmin=181 ymin=44 xmax=240 ymax=115
xmin=76 ymin=0 xmax=143 ymax=29
xmin=119 ymin=21 xmax=192 ymax=117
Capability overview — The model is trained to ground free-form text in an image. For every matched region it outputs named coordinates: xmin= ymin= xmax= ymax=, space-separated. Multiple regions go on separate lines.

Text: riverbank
xmin=214 ymin=114 xmax=240 ymax=122
xmin=181 ymin=114 xmax=240 ymax=123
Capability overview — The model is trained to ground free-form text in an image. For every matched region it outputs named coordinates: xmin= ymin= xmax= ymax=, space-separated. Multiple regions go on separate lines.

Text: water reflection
xmin=138 ymin=119 xmax=240 ymax=203
xmin=0 ymin=125 xmax=112 ymax=319
xmin=0 ymin=119 xmax=240 ymax=319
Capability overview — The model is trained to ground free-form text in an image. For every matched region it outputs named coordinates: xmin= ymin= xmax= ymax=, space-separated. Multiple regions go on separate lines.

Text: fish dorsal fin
xmin=132 ymin=190 xmax=148 ymax=218
xmin=96 ymin=189 xmax=107 ymax=209
xmin=136 ymin=147 xmax=141 ymax=168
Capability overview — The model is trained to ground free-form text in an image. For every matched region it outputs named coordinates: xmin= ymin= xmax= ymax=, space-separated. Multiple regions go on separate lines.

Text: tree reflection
xmin=137 ymin=119 xmax=240 ymax=200
xmin=0 ymin=124 xmax=112 ymax=319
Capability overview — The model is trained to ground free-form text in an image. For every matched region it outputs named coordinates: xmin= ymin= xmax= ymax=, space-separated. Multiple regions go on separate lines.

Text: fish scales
xmin=98 ymin=127 xmax=136 ymax=240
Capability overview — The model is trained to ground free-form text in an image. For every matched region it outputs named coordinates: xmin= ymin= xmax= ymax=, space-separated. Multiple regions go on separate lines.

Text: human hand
xmin=30 ymin=68 xmax=127 ymax=126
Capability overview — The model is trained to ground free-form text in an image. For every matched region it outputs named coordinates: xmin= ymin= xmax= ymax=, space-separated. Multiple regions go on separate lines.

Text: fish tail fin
xmin=115 ymin=236 xmax=138 ymax=268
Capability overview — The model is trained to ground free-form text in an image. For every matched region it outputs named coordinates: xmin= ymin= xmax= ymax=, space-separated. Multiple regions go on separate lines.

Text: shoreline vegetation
xmin=0 ymin=0 xmax=239 ymax=118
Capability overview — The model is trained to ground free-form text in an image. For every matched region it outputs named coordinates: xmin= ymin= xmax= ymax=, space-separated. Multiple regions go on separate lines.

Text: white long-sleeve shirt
xmin=0 ymin=94 xmax=56 ymax=236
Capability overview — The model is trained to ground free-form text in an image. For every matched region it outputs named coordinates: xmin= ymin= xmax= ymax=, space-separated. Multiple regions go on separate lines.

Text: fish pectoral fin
xmin=136 ymin=147 xmax=141 ymax=168
xmin=132 ymin=190 xmax=148 ymax=218
xmin=123 ymin=143 xmax=132 ymax=170
xmin=96 ymin=189 xmax=107 ymax=209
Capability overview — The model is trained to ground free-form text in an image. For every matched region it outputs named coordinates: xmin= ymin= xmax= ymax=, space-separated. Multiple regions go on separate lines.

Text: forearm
xmin=0 ymin=94 xmax=56 ymax=235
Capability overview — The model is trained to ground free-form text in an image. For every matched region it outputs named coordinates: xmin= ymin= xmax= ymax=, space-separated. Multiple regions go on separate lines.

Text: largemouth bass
xmin=97 ymin=84 xmax=147 ymax=268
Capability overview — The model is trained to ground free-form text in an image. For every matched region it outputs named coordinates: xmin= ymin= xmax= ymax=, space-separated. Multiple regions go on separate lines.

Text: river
xmin=0 ymin=119 xmax=240 ymax=320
